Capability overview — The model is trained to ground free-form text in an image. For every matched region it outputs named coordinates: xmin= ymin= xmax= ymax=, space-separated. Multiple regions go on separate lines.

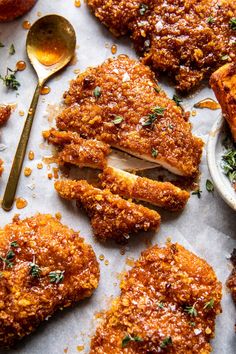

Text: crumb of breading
xmin=0 ymin=105 xmax=11 ymax=126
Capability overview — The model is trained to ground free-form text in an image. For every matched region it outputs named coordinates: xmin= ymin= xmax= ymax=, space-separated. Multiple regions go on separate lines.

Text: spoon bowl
xmin=2 ymin=15 xmax=76 ymax=211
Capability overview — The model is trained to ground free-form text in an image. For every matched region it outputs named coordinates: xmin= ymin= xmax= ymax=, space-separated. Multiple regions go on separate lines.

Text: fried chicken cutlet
xmin=0 ymin=214 xmax=100 ymax=348
xmin=90 ymin=243 xmax=222 ymax=353
xmin=57 ymin=56 xmax=203 ymax=177
xmin=227 ymin=249 xmax=236 ymax=304
xmin=210 ymin=63 xmax=236 ymax=142
xmin=55 ymin=179 xmax=161 ymax=242
xmin=0 ymin=105 xmax=11 ymax=126
xmin=43 ymin=129 xmax=111 ymax=169
xmin=99 ymin=166 xmax=190 ymax=211
xmin=87 ymin=0 xmax=236 ymax=91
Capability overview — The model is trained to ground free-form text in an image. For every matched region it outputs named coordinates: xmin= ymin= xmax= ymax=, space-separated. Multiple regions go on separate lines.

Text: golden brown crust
xmin=90 ymin=243 xmax=222 ymax=353
xmin=87 ymin=0 xmax=236 ymax=91
xmin=57 ymin=56 xmax=203 ymax=177
xmin=99 ymin=167 xmax=190 ymax=211
xmin=54 ymin=179 xmax=161 ymax=242
xmin=43 ymin=129 xmax=111 ymax=169
xmin=0 ymin=0 xmax=36 ymax=21
xmin=210 ymin=63 xmax=236 ymax=142
xmin=227 ymin=249 xmax=236 ymax=304
xmin=0 ymin=105 xmax=11 ymax=126
xmin=0 ymin=214 xmax=100 ymax=348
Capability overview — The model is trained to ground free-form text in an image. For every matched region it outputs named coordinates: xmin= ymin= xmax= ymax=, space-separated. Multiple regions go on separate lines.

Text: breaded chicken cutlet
xmin=57 ymin=56 xmax=203 ymax=177
xmin=227 ymin=249 xmax=236 ymax=304
xmin=43 ymin=129 xmax=111 ymax=169
xmin=0 ymin=105 xmax=11 ymax=177
xmin=87 ymin=0 xmax=236 ymax=91
xmin=55 ymin=179 xmax=161 ymax=242
xmin=90 ymin=243 xmax=222 ymax=353
xmin=0 ymin=214 xmax=100 ymax=348
xmin=99 ymin=166 xmax=190 ymax=211
xmin=210 ymin=63 xmax=236 ymax=142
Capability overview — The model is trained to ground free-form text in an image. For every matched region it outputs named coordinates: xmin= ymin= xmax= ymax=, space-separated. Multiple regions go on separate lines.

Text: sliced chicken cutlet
xmin=87 ymin=0 xmax=236 ymax=91
xmin=55 ymin=179 xmax=161 ymax=242
xmin=227 ymin=249 xmax=236 ymax=304
xmin=43 ymin=129 xmax=111 ymax=169
xmin=210 ymin=63 xmax=236 ymax=142
xmin=0 ymin=214 xmax=99 ymax=348
xmin=90 ymin=243 xmax=222 ymax=354
xmin=99 ymin=166 xmax=190 ymax=211
xmin=57 ymin=56 xmax=203 ymax=177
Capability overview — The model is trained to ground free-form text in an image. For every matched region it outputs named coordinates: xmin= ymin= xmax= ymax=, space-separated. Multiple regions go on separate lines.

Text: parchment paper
xmin=0 ymin=1 xmax=235 ymax=353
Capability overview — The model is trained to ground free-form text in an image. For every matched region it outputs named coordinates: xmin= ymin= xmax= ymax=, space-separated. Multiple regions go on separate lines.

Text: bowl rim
xmin=207 ymin=115 xmax=236 ymax=212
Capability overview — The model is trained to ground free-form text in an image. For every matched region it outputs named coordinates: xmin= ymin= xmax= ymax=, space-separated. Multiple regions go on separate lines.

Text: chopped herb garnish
xmin=206 ymin=179 xmax=214 ymax=192
xmin=151 ymin=148 xmax=158 ymax=158
xmin=229 ymin=18 xmax=236 ymax=30
xmin=122 ymin=334 xmax=143 ymax=348
xmin=10 ymin=241 xmax=19 ymax=248
xmin=189 ymin=321 xmax=196 ymax=327
xmin=192 ymin=189 xmax=202 ymax=199
xmin=169 ymin=124 xmax=174 ymax=130
xmin=93 ymin=86 xmax=101 ymax=98
xmin=154 ymin=86 xmax=161 ymax=93
xmin=142 ymin=106 xmax=166 ymax=127
xmin=0 ymin=67 xmax=20 ymax=90
xmin=112 ymin=115 xmax=123 ymax=125
xmin=157 ymin=302 xmax=164 ymax=309
xmin=9 ymin=44 xmax=15 ymax=55
xmin=221 ymin=55 xmax=229 ymax=61
xmin=139 ymin=3 xmax=149 ymax=16
xmin=0 ymin=255 xmax=14 ymax=268
xmin=49 ymin=270 xmax=64 ymax=284
xmin=29 ymin=262 xmax=41 ymax=278
xmin=6 ymin=250 xmax=15 ymax=260
xmin=221 ymin=147 xmax=236 ymax=186
xmin=184 ymin=304 xmax=198 ymax=317
xmin=173 ymin=94 xmax=183 ymax=106
xmin=204 ymin=298 xmax=214 ymax=310
xmin=0 ymin=42 xmax=4 ymax=48
xmin=207 ymin=16 xmax=215 ymax=24
xmin=160 ymin=336 xmax=172 ymax=349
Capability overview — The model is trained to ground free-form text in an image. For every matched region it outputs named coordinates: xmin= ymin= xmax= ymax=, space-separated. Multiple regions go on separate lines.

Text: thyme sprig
xmin=0 ymin=67 xmax=20 ymax=90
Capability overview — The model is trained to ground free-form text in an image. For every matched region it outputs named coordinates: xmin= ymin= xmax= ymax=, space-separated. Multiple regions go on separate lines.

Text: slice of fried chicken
xmin=0 ymin=214 xmax=100 ymax=348
xmin=55 ymin=179 xmax=161 ymax=242
xmin=57 ymin=56 xmax=203 ymax=177
xmin=99 ymin=166 xmax=190 ymax=211
xmin=227 ymin=249 xmax=236 ymax=304
xmin=43 ymin=129 xmax=111 ymax=169
xmin=0 ymin=105 xmax=11 ymax=126
xmin=90 ymin=243 xmax=222 ymax=353
xmin=210 ymin=63 xmax=236 ymax=142
xmin=87 ymin=0 xmax=236 ymax=91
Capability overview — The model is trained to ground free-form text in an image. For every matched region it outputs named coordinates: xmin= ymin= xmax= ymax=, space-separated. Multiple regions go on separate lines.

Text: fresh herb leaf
xmin=49 ymin=270 xmax=64 ymax=284
xmin=0 ymin=42 xmax=4 ymax=48
xmin=139 ymin=3 xmax=149 ymax=16
xmin=154 ymin=86 xmax=161 ymax=93
xmin=169 ymin=124 xmax=174 ymax=130
xmin=206 ymin=179 xmax=214 ymax=192
xmin=29 ymin=262 xmax=41 ymax=278
xmin=221 ymin=55 xmax=229 ymax=61
xmin=122 ymin=334 xmax=143 ymax=348
xmin=0 ymin=255 xmax=13 ymax=268
xmin=192 ymin=189 xmax=202 ymax=199
xmin=112 ymin=116 xmax=123 ymax=124
xmin=229 ymin=18 xmax=236 ymax=30
xmin=93 ymin=86 xmax=101 ymax=98
xmin=204 ymin=298 xmax=214 ymax=310
xmin=207 ymin=16 xmax=214 ymax=24
xmin=10 ymin=241 xmax=19 ymax=248
xmin=184 ymin=304 xmax=198 ymax=317
xmin=9 ymin=44 xmax=15 ymax=55
xmin=189 ymin=322 xmax=196 ymax=327
xmin=157 ymin=302 xmax=164 ymax=309
xmin=0 ymin=67 xmax=20 ymax=90
xmin=221 ymin=147 xmax=236 ymax=187
xmin=173 ymin=94 xmax=183 ymax=106
xmin=6 ymin=250 xmax=15 ymax=260
xmin=160 ymin=336 xmax=172 ymax=349
xmin=142 ymin=106 xmax=166 ymax=127
xmin=151 ymin=148 xmax=158 ymax=158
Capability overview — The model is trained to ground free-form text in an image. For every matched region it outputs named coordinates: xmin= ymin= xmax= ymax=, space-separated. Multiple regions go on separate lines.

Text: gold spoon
xmin=2 ymin=15 xmax=76 ymax=211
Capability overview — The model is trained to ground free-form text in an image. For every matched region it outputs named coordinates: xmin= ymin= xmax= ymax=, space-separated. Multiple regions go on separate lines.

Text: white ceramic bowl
xmin=207 ymin=115 xmax=236 ymax=211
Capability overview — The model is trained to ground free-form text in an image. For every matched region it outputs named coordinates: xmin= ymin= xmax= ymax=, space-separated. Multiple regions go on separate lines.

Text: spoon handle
xmin=2 ymin=82 xmax=42 ymax=211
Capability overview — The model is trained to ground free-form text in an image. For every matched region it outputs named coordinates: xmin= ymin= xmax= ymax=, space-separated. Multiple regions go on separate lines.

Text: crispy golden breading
xmin=99 ymin=166 xmax=190 ymax=211
xmin=43 ymin=129 xmax=111 ymax=169
xmin=55 ymin=179 xmax=161 ymax=242
xmin=87 ymin=0 xmax=236 ymax=91
xmin=227 ymin=249 xmax=236 ymax=304
xmin=0 ymin=214 xmax=100 ymax=348
xmin=0 ymin=105 xmax=11 ymax=126
xmin=0 ymin=0 xmax=36 ymax=21
xmin=210 ymin=63 xmax=236 ymax=142
xmin=90 ymin=243 xmax=222 ymax=354
xmin=57 ymin=56 xmax=203 ymax=177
